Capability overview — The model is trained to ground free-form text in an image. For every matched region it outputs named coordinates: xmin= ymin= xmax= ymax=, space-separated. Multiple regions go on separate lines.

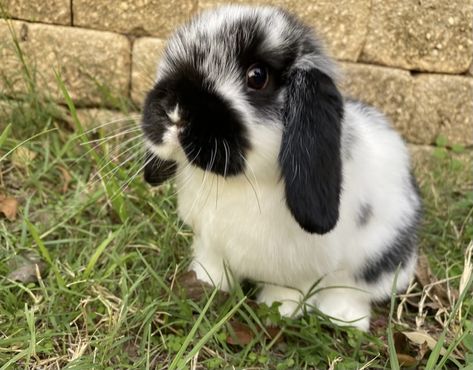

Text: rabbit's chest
xmin=177 ymin=171 xmax=289 ymax=236
xmin=175 ymin=171 xmax=332 ymax=282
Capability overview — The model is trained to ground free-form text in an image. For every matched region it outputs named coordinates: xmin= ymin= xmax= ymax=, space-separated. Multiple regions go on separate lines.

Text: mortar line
xmin=70 ymin=0 xmax=74 ymax=26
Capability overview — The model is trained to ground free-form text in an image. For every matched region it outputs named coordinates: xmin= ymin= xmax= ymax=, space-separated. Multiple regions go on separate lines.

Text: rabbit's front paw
xmin=316 ymin=290 xmax=371 ymax=331
xmin=257 ymin=284 xmax=304 ymax=318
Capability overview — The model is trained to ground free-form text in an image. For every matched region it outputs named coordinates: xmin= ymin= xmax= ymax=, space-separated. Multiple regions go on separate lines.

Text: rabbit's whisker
xmin=88 ymin=146 xmax=145 ymax=186
xmin=71 ymin=128 xmax=142 ymax=165
xmin=239 ymin=152 xmax=262 ymax=214
xmin=87 ymin=151 xmax=144 ymax=192
xmin=202 ymin=140 xmax=218 ymax=209
xmin=170 ymin=147 xmax=203 ymax=198
xmin=80 ymin=127 xmax=142 ymax=146
xmin=92 ymin=122 xmax=142 ymax=141
xmin=215 ymin=171 xmax=220 ymax=209
xmin=90 ymin=140 xmax=145 ymax=183
xmin=213 ymin=139 xmax=221 ymax=208
xmin=222 ymin=139 xmax=230 ymax=179
xmin=73 ymin=115 xmax=141 ymax=139
xmin=107 ymin=149 xmax=150 ymax=202
xmin=178 ymin=154 xmax=211 ymax=233
xmin=94 ymin=133 xmax=144 ymax=168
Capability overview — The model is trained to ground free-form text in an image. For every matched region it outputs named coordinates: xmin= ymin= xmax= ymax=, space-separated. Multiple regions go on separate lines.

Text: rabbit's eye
xmin=246 ymin=63 xmax=269 ymax=90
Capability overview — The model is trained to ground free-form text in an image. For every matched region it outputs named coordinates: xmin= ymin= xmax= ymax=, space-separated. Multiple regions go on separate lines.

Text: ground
xmin=0 ymin=36 xmax=472 ymax=370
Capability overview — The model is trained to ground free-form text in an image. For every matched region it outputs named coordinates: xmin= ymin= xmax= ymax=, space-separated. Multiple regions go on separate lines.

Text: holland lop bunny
xmin=141 ymin=5 xmax=422 ymax=331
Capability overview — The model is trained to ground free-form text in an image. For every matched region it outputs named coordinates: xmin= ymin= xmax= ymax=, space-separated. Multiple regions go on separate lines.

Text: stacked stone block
xmin=1 ymin=0 xmax=472 ymax=148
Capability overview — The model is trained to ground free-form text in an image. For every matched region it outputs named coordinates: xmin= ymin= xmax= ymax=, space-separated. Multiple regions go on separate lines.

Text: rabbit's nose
xmin=166 ymin=104 xmax=186 ymax=128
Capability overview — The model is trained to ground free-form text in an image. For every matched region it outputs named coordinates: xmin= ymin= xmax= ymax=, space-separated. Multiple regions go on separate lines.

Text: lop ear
xmin=144 ymin=151 xmax=177 ymax=186
xmin=279 ymin=67 xmax=343 ymax=234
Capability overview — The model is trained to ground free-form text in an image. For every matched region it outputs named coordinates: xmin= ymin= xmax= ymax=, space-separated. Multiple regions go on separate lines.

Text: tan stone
xmin=199 ymin=0 xmax=370 ymax=61
xmin=412 ymin=74 xmax=473 ymax=146
xmin=340 ymin=62 xmax=421 ymax=142
xmin=0 ymin=20 xmax=131 ymax=106
xmin=340 ymin=62 xmax=473 ymax=145
xmin=361 ymin=0 xmax=473 ymax=73
xmin=131 ymin=37 xmax=166 ymax=106
xmin=73 ymin=0 xmax=197 ymax=37
xmin=1 ymin=0 xmax=71 ymax=25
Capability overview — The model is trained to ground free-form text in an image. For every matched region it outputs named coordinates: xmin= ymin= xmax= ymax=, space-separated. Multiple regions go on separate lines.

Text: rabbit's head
xmin=142 ymin=5 xmax=344 ymax=234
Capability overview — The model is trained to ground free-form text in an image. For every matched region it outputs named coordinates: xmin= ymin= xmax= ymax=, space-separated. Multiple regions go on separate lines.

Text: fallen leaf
xmin=225 ymin=321 xmax=283 ymax=346
xmin=393 ymin=331 xmax=410 ymax=354
xmin=396 ymin=353 xmax=417 ymax=367
xmin=392 ymin=331 xmax=423 ymax=366
xmin=11 ymin=147 xmax=36 ymax=168
xmin=0 ymin=194 xmax=18 ymax=221
xmin=58 ymin=166 xmax=72 ymax=193
xmin=402 ymin=331 xmax=447 ymax=356
xmin=417 ymin=341 xmax=430 ymax=361
xmin=7 ymin=253 xmax=47 ymax=284
xmin=226 ymin=321 xmax=254 ymax=346
xmin=174 ymin=270 xmax=215 ymax=301
xmin=265 ymin=325 xmax=284 ymax=344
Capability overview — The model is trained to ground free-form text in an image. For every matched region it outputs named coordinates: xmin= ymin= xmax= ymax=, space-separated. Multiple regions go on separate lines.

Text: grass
xmin=1 ymin=19 xmax=472 ymax=369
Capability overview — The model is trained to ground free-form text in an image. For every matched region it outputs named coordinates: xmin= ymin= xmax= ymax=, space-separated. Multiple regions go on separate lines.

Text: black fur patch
xmin=358 ymin=174 xmax=422 ymax=283
xmin=279 ymin=68 xmax=343 ymax=234
xmin=144 ymin=152 xmax=177 ymax=186
xmin=358 ymin=218 xmax=420 ymax=284
xmin=141 ymin=85 xmax=172 ymax=146
xmin=357 ymin=203 xmax=373 ymax=227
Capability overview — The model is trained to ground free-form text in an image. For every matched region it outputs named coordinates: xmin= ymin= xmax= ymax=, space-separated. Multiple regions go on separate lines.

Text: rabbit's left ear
xmin=144 ymin=151 xmax=177 ymax=186
xmin=279 ymin=67 xmax=343 ymax=234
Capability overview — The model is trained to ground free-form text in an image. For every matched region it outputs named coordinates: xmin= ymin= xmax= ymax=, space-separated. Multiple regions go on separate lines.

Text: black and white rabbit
xmin=141 ymin=5 xmax=422 ymax=331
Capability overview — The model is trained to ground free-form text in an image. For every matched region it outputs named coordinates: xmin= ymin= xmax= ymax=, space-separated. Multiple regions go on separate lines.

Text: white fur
xmin=166 ymin=104 xmax=181 ymax=124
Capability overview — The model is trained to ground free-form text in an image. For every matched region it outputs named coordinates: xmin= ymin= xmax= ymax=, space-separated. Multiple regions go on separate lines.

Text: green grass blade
xmin=387 ymin=268 xmax=400 ymax=370
xmin=0 ymin=123 xmax=12 ymax=148
xmin=55 ymin=69 xmax=128 ymax=222
xmin=182 ymin=296 xmax=247 ymax=366
xmin=168 ymin=289 xmax=218 ymax=370
xmin=437 ymin=330 xmax=469 ymax=369
xmin=54 ymin=70 xmax=85 ymax=137
xmin=25 ymin=303 xmax=36 ymax=365
xmin=0 ymin=349 xmax=29 ymax=370
xmin=426 ymin=275 xmax=473 ymax=369
xmin=83 ymin=228 xmax=122 ymax=279
xmin=425 ymin=332 xmax=446 ymax=370
xmin=26 ymin=220 xmax=65 ymax=289
xmin=0 ymin=128 xmax=57 ymax=163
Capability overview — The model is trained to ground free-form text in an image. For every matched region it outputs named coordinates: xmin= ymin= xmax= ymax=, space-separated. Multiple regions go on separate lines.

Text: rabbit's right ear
xmin=144 ymin=151 xmax=177 ymax=186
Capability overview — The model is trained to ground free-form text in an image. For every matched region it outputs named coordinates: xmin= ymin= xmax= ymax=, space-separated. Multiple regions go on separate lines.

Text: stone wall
xmin=1 ymin=0 xmax=472 ymax=147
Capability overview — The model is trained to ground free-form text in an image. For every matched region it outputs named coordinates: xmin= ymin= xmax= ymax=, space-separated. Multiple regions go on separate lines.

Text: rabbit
xmin=140 ymin=5 xmax=422 ymax=331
